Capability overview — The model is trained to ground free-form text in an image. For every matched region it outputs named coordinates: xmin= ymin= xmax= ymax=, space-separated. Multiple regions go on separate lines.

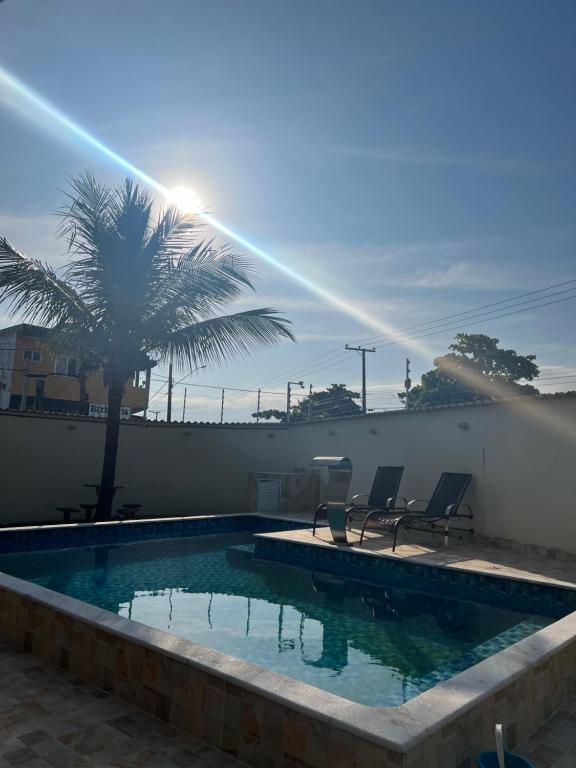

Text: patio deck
xmin=0 ymin=643 xmax=243 ymax=768
xmin=0 ymin=638 xmax=574 ymax=768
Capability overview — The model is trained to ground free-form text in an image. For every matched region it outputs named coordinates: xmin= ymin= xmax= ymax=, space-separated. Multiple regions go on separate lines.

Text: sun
xmin=168 ymin=186 xmax=204 ymax=215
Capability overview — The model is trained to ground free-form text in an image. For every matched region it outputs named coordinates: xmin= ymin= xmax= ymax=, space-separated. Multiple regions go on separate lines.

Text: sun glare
xmin=169 ymin=186 xmax=204 ymax=215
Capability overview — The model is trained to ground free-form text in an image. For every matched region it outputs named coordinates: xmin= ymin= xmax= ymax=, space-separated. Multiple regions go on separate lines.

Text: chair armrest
xmin=406 ymin=499 xmax=430 ymax=513
xmin=445 ymin=502 xmax=473 ymax=518
xmin=386 ymin=496 xmax=408 ymax=510
xmin=350 ymin=494 xmax=370 ymax=506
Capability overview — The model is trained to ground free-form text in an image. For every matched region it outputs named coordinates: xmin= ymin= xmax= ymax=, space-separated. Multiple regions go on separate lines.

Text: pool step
xmin=228 ymin=543 xmax=256 ymax=554
xmin=225 ymin=543 xmax=256 ymax=570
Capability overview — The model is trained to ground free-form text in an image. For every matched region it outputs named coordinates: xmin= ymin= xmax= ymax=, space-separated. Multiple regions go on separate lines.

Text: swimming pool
xmin=0 ymin=524 xmax=568 ymax=707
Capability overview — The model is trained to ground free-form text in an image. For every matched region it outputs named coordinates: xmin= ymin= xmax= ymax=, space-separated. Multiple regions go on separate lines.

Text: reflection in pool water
xmin=0 ymin=533 xmax=555 ymax=706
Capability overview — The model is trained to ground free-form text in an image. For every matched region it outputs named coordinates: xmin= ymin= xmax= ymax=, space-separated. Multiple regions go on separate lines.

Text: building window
xmin=23 ymin=350 xmax=41 ymax=362
xmin=54 ymin=355 xmax=77 ymax=376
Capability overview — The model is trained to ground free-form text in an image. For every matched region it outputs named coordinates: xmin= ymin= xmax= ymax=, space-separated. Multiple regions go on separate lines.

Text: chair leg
xmin=392 ymin=521 xmax=400 ymax=552
xmin=312 ymin=505 xmax=325 ymax=537
xmin=359 ymin=513 xmax=374 ymax=546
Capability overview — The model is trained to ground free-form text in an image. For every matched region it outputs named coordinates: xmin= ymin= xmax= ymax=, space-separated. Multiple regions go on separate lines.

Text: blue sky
xmin=1 ymin=0 xmax=575 ymax=420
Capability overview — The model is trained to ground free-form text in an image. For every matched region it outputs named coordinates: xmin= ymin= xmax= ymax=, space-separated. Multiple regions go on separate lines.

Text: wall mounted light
xmin=369 ymin=427 xmax=378 ymax=435
xmin=457 ymin=422 xmax=470 ymax=431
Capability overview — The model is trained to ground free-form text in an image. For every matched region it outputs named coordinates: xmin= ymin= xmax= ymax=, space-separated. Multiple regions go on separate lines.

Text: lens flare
xmin=1 ymin=63 xmax=574 ymax=442
xmin=0 ymin=64 xmax=430 ymax=357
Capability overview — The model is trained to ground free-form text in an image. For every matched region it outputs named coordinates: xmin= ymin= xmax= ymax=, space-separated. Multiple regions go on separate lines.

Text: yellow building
xmin=0 ymin=324 xmax=148 ymax=416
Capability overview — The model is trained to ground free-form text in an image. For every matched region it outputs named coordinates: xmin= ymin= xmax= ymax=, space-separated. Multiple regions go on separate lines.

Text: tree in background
xmin=399 ymin=333 xmax=539 ymax=408
xmin=0 ymin=174 xmax=293 ymax=519
xmin=255 ymin=383 xmax=361 ymax=422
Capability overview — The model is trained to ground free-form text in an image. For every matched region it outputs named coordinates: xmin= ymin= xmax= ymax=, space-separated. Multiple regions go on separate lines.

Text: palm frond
xmin=150 ymin=309 xmax=294 ymax=368
xmin=142 ymin=242 xmax=258 ymax=334
xmin=58 ymin=172 xmax=115 ymax=261
xmin=110 ymin=178 xmax=154 ymax=259
xmin=143 ymin=205 xmax=203 ymax=263
xmin=59 ymin=174 xmax=156 ymax=328
xmin=0 ymin=237 xmax=90 ymax=326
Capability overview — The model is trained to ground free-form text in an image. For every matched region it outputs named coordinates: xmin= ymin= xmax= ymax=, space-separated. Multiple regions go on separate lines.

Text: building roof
xmin=0 ymin=323 xmax=50 ymax=339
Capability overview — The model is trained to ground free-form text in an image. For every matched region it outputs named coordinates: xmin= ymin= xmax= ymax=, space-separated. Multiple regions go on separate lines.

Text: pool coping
xmin=0 ymin=511 xmax=314 ymax=535
xmin=0 ymin=514 xmax=574 ymax=756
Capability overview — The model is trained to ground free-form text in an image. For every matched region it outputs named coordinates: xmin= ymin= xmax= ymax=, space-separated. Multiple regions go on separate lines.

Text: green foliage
xmin=399 ymin=333 xmax=539 ymax=408
xmin=255 ymin=408 xmax=287 ymax=421
xmin=255 ymin=383 xmax=361 ymax=422
xmin=0 ymin=174 xmax=294 ymax=515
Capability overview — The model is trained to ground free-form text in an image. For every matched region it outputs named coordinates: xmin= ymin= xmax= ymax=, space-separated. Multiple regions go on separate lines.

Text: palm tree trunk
xmin=78 ymin=368 xmax=88 ymax=415
xmin=95 ymin=378 xmax=124 ymax=520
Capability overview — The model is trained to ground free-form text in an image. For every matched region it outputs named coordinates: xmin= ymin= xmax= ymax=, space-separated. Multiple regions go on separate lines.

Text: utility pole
xmin=286 ymin=380 xmax=304 ymax=424
xmin=404 ymin=358 xmax=412 ymax=409
xmin=19 ymin=359 xmax=30 ymax=411
xmin=182 ymin=387 xmax=187 ymax=421
xmin=307 ymin=384 xmax=313 ymax=421
xmin=220 ymin=389 xmax=225 ymax=424
xmin=166 ymin=353 xmax=174 ymax=423
xmin=143 ymin=366 xmax=151 ymax=420
xmin=256 ymin=388 xmax=261 ymax=424
xmin=345 ymin=344 xmax=375 ymax=415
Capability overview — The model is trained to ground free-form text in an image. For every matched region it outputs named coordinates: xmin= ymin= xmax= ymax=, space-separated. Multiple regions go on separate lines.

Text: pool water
xmin=0 ymin=532 xmax=557 ymax=706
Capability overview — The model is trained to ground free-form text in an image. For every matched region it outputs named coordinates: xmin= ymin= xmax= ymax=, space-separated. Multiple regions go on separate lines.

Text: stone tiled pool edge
xmin=0 ymin=512 xmax=311 ymax=552
xmin=0 ymin=517 xmax=575 ymax=768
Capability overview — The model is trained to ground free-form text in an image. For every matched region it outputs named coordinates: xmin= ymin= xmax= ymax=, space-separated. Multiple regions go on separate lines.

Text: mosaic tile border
xmin=0 ymin=514 xmax=307 ymax=554
xmin=253 ymin=535 xmax=576 ymax=617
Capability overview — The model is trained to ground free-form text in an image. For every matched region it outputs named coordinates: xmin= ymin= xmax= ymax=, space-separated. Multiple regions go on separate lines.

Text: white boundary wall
xmin=1 ymin=395 xmax=575 ymax=552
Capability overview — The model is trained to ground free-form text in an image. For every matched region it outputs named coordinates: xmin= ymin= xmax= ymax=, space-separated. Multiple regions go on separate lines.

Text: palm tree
xmin=0 ymin=174 xmax=294 ymax=519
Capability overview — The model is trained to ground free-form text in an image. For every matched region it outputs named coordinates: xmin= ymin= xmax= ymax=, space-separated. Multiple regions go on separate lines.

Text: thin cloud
xmin=330 ymin=144 xmax=543 ymax=175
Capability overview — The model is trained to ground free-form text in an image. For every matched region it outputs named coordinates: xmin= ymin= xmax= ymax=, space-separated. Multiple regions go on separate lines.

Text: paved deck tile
xmin=0 ymin=644 xmax=246 ymax=768
xmin=517 ymin=699 xmax=576 ymax=767
xmin=0 ymin=640 xmax=575 ymax=767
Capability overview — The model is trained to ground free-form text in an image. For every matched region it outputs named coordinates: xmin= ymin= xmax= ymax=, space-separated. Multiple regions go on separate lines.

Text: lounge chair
xmin=312 ymin=465 xmax=405 ymax=536
xmin=346 ymin=465 xmax=406 ymax=530
xmin=358 ymin=472 xmax=473 ymax=550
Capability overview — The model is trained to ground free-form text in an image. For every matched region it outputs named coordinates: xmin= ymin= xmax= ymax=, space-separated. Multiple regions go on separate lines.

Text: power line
xmin=295 ymin=287 xmax=576 ymax=380
xmin=372 ymin=287 xmax=576 ymax=351
xmin=265 ymin=288 xmax=576 ymax=387
xmin=147 ymin=379 xmax=284 ymax=403
xmin=347 ymin=277 xmax=576 ymax=348
xmin=536 ymin=372 xmax=576 ymax=381
xmin=246 ymin=277 xmax=576 ymax=390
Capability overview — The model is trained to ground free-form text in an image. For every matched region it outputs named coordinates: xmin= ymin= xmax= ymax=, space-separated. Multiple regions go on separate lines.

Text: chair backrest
xmin=367 ymin=466 xmax=404 ymax=507
xmin=427 ymin=473 xmax=472 ymax=516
